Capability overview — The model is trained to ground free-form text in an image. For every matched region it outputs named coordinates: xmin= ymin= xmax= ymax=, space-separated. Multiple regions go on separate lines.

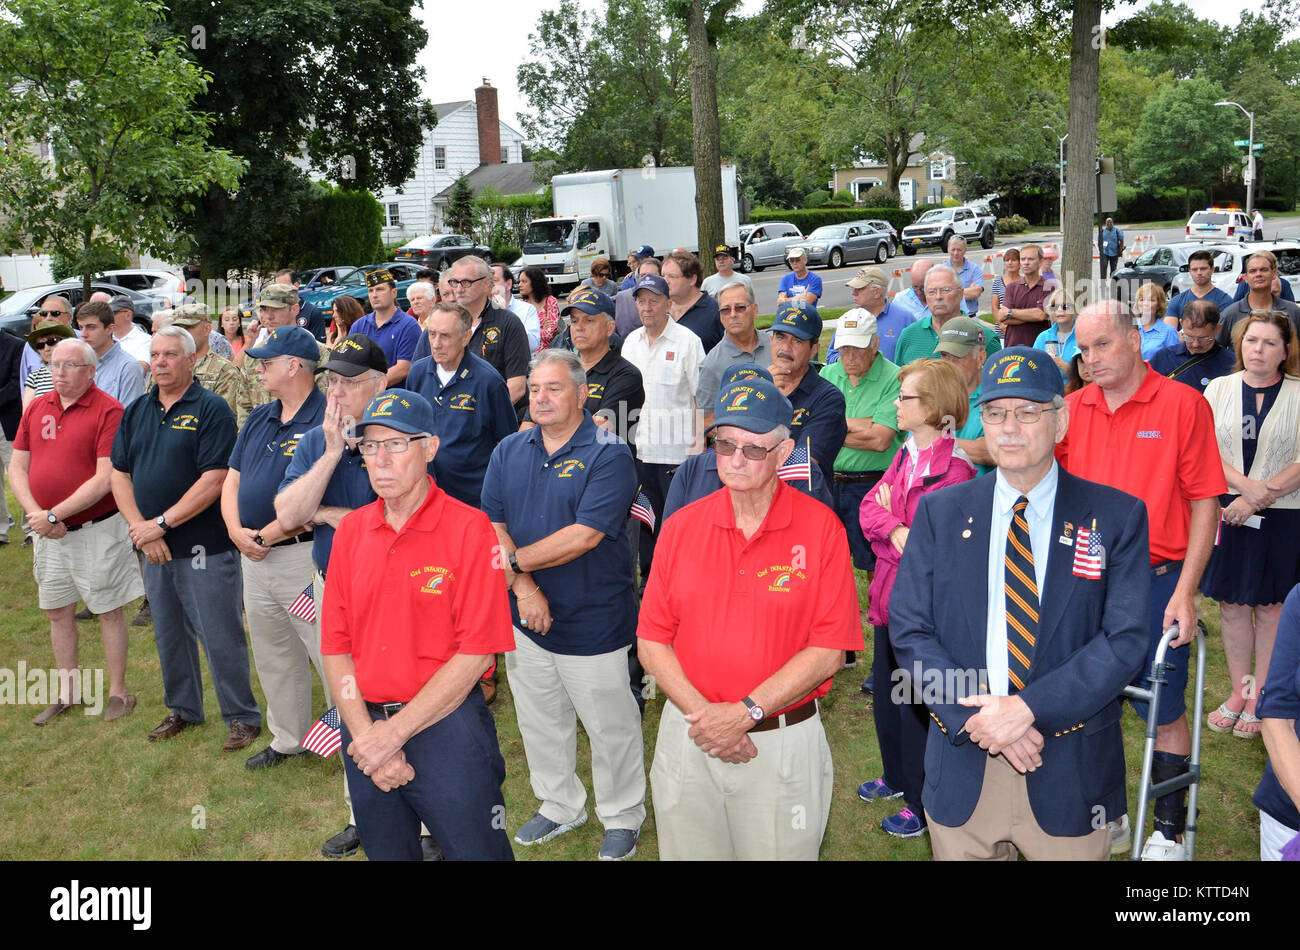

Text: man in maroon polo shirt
xmin=998 ymin=244 xmax=1057 ymax=348
xmin=8 ymin=338 xmax=145 ymax=725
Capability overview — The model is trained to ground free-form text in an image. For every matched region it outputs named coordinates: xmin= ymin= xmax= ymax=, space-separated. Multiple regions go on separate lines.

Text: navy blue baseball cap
xmin=631 ymin=244 xmax=655 ymax=259
xmin=706 ymin=378 xmax=794 ymax=436
xmin=560 ymin=288 xmax=615 ymax=318
xmin=358 ymin=389 xmax=436 ymax=436
xmin=771 ymin=301 xmax=822 ymax=341
xmin=718 ymin=362 xmax=774 ymax=396
xmin=633 ymin=274 xmax=669 ymax=297
xmin=247 ymin=325 xmax=321 ymax=364
xmin=977 ymin=346 xmax=1064 ymax=405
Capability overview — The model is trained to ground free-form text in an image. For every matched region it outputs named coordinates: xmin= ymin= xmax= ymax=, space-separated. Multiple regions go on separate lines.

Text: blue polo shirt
xmin=826 ymin=301 xmax=912 ymax=365
xmin=779 ymin=270 xmax=823 ymax=302
xmin=663 ymin=449 xmax=833 ymax=522
xmin=229 ymin=387 xmax=326 ymax=530
xmin=1167 ymin=286 xmax=1233 ymax=320
xmin=948 ymin=257 xmax=986 ymax=315
xmin=406 ymin=351 xmax=518 ymax=508
xmin=481 ymin=412 xmax=639 ymax=656
xmin=352 ymin=309 xmax=421 ymax=367
xmin=1100 ymin=227 xmax=1123 ymax=257
xmin=676 ymin=293 xmax=723 ymax=353
xmin=786 ymin=367 xmax=848 ymax=484
xmin=110 ymin=380 xmax=236 ymax=556
xmin=278 ymin=427 xmax=375 ymax=573
xmin=1148 ymin=341 xmax=1237 ymax=394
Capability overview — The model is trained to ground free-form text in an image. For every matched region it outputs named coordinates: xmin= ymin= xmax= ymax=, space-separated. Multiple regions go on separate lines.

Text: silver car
xmin=740 ymin=221 xmax=804 ymax=272
xmin=799 ymin=222 xmax=893 ymax=268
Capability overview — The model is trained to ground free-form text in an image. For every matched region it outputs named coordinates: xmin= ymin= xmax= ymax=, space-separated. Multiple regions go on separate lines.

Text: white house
xmin=376 ymin=80 xmax=525 ymax=244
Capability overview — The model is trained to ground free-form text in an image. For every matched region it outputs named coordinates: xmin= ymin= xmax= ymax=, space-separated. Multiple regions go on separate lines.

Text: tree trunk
xmin=687 ymin=0 xmax=724 ymax=277
xmin=1065 ymin=0 xmax=1101 ymax=307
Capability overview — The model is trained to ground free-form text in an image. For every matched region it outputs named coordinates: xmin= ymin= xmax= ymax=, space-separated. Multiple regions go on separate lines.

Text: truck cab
xmin=521 ymin=216 xmax=610 ymax=290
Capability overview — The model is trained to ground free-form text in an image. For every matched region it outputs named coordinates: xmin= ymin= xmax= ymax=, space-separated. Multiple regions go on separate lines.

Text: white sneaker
xmin=1140 ymin=830 xmax=1186 ymax=861
xmin=1108 ymin=815 xmax=1131 ymax=855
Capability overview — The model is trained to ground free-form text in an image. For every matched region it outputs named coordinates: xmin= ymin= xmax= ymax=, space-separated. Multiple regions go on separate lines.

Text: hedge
xmin=292 ymin=186 xmax=385 ymax=266
xmin=474 ymin=187 xmax=552 ymax=252
xmin=749 ymin=206 xmax=916 ymax=234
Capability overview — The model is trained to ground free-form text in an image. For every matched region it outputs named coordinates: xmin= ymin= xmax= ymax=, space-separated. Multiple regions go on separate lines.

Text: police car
xmin=1185 ymin=207 xmax=1255 ymax=242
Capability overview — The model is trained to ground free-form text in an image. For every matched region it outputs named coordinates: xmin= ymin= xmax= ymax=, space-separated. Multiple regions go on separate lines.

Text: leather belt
xmin=750 ymin=699 xmax=818 ymax=733
xmin=64 ymin=511 xmax=117 ymax=533
xmin=365 ymin=700 xmax=407 ymax=718
xmin=273 ymin=532 xmax=314 ymax=548
xmin=1152 ymin=559 xmax=1183 ymax=577
xmin=832 ymin=471 xmax=885 ymax=484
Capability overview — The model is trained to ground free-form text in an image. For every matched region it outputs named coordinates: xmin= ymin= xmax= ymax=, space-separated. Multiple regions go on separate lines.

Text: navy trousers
xmin=873 ymin=623 xmax=929 ymax=817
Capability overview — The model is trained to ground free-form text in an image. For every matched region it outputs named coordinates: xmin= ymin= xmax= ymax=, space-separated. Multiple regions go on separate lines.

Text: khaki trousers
xmin=650 ymin=699 xmax=833 ymax=861
xmin=927 ymin=754 xmax=1110 ymax=861
xmin=506 ymin=632 xmax=645 ymax=830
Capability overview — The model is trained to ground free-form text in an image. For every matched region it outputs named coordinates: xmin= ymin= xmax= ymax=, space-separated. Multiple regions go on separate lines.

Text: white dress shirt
xmin=621 ymin=318 xmax=704 ymax=465
xmin=507 ymin=297 xmax=541 ymax=353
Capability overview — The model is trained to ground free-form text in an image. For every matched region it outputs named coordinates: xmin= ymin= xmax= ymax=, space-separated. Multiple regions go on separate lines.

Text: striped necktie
xmin=1005 ymin=496 xmax=1039 ymax=692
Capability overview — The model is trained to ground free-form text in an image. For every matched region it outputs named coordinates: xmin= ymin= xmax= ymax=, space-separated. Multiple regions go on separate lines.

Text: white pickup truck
xmin=900 ymin=203 xmax=997 ymax=255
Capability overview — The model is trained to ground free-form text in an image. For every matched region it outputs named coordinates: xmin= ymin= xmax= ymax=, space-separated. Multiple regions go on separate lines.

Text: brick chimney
xmin=475 ymin=78 xmax=501 ymax=166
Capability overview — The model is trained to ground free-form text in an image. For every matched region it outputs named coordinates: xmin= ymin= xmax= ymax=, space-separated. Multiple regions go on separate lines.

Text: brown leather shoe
xmin=33 ymin=701 xmax=74 ymax=726
xmin=148 ymin=712 xmax=193 ymax=741
xmin=222 ymin=721 xmax=261 ymax=752
xmin=103 ymin=694 xmax=137 ymax=722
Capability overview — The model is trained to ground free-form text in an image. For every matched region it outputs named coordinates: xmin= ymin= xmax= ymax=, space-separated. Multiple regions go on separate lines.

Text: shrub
xmin=804 ymin=189 xmax=830 ymax=208
xmin=831 ymin=189 xmax=857 ymax=205
xmin=862 ymin=185 xmax=900 ymax=208
xmin=940 ymin=196 xmax=960 ymax=207
xmin=997 ymin=214 xmax=1030 ymax=234
xmin=491 ymin=245 xmax=521 ymax=263
xmin=1254 ymin=196 xmax=1293 ymax=213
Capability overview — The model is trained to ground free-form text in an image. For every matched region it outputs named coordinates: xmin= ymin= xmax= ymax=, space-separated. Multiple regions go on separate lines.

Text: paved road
xmin=749 ymin=215 xmax=1300 ymax=315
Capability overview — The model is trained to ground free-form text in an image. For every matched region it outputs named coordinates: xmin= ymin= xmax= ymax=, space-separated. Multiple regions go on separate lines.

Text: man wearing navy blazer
xmin=889 ymin=347 xmax=1150 ymax=859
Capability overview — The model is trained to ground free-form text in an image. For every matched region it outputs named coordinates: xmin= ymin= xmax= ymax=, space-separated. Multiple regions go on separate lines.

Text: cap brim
xmin=357 ymin=418 xmax=427 ymax=436
xmin=934 ymin=342 xmax=978 ymax=357
xmin=705 ymin=416 xmax=784 ymax=437
xmin=322 ymin=359 xmax=372 ymax=377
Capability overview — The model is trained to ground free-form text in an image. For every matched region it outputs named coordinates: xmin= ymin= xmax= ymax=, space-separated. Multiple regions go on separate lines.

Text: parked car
xmin=393 ymin=234 xmax=493 ymax=270
xmin=94 ymin=268 xmax=190 ymax=308
xmin=861 ymin=218 xmax=900 ymax=252
xmin=1112 ymin=241 xmax=1223 ymax=302
xmin=299 ymin=266 xmax=361 ymax=289
xmin=1185 ymin=207 xmax=1255 ymax=243
xmin=739 ymin=221 xmax=804 ymax=272
xmin=799 ymin=222 xmax=893 ymax=268
xmin=900 ymin=204 xmax=997 ymax=254
xmin=0 ymin=281 xmax=154 ymax=339
xmin=296 ymin=262 xmax=423 ymax=318
xmin=1169 ymin=240 xmax=1300 ymax=298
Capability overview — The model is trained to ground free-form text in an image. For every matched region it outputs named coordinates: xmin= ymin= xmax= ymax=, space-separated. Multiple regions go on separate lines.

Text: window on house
xmin=386 ymin=203 xmax=401 ymax=227
xmin=501 ymin=146 xmax=509 ymax=163
xmin=434 ymin=146 xmax=446 ymax=170
xmin=929 ymin=160 xmax=947 ymax=181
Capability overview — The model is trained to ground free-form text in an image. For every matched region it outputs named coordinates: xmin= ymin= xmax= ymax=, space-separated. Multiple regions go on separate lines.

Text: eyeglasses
xmin=35 ymin=338 xmax=61 ymax=349
xmin=357 ymin=435 xmax=427 ymax=456
xmin=979 ymin=405 xmax=1058 ymax=425
xmin=446 ymin=277 xmax=486 ymax=289
xmin=925 ymin=286 xmax=958 ymax=296
xmin=1180 ymin=330 xmax=1215 ymax=347
xmin=50 ymin=361 xmax=91 ymax=373
xmin=896 ymin=393 xmax=923 ymax=402
xmin=256 ymin=356 xmax=293 ymax=369
xmin=323 ymin=372 xmax=373 ymax=390
xmin=713 ymin=437 xmax=782 ymax=461
xmin=37 ymin=309 xmax=69 ymax=318
xmin=718 ymin=305 xmax=753 ymax=317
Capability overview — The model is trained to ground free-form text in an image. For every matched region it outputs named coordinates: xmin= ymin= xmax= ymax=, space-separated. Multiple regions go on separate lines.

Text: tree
xmin=0 ymin=0 xmax=244 ymax=295
xmin=1226 ymin=66 xmax=1300 ymax=207
xmin=1128 ymin=78 xmax=1238 ymax=215
xmin=445 ymin=176 xmax=477 ymax=239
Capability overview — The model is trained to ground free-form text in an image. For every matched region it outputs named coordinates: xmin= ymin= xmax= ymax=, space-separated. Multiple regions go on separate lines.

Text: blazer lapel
xmin=961 ymin=476 xmax=996 ymax=651
xmin=1038 ymin=470 xmax=1090 ymax=646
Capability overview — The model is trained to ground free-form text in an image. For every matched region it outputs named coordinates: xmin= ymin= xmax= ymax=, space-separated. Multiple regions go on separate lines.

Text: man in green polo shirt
xmin=894 ymin=265 xmax=1001 ymax=366
xmin=932 ymin=316 xmax=995 ymax=474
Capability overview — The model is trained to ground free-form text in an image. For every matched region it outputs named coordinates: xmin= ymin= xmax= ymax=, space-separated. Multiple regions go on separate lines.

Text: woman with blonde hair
xmin=1134 ymin=283 xmax=1178 ymax=357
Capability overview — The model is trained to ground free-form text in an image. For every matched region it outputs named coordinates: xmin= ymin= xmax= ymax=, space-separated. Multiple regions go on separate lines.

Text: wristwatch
xmin=253 ymin=533 xmax=267 ymax=547
xmin=507 ymin=551 xmax=520 ymax=575
xmin=46 ymin=510 xmax=58 ymax=525
xmin=741 ymin=696 xmax=765 ymax=724
xmin=156 ymin=515 xmax=171 ymax=533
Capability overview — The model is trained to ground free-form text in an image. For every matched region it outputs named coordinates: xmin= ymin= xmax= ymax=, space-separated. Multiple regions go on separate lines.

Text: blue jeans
xmin=143 ymin=548 xmax=260 ymax=727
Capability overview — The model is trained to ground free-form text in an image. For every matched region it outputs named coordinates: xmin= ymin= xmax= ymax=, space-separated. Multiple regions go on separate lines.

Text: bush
xmin=491 ymin=245 xmax=521 ymax=264
xmin=291 ymin=185 xmax=384 ymax=266
xmin=749 ymin=206 xmax=916 ymax=235
xmin=941 ymin=196 xmax=960 ymax=207
xmin=474 ymin=187 xmax=552 ymax=252
xmin=382 ymin=240 xmax=407 ymax=260
xmin=997 ymin=214 xmax=1030 ymax=234
xmin=1114 ymin=183 xmax=1206 ymax=223
xmin=804 ymin=189 xmax=830 ymax=208
xmin=1254 ymin=196 xmax=1294 ymax=213
xmin=862 ymin=185 xmax=900 ymax=208
xmin=51 ymin=247 xmax=130 ymax=284
xmin=831 ymin=189 xmax=856 ymax=205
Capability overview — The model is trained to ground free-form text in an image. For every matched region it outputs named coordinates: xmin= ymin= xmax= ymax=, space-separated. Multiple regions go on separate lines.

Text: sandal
xmin=1232 ymin=711 xmax=1262 ymax=739
xmin=1207 ymin=703 xmax=1243 ymax=733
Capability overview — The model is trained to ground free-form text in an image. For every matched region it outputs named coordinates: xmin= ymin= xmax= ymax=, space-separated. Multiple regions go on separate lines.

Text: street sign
xmin=1253 ymin=143 xmax=1264 ymax=152
xmin=1234 ymin=139 xmax=1250 ymax=147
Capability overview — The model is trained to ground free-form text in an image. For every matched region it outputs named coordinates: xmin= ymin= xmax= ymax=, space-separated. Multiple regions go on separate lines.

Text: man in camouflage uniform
xmin=237 ymin=284 xmax=329 ymax=427
xmin=169 ymin=305 xmax=243 ymax=416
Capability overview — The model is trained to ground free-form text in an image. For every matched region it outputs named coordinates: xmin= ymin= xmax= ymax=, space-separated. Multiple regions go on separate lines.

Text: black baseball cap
xmin=322 ymin=333 xmax=389 ymax=377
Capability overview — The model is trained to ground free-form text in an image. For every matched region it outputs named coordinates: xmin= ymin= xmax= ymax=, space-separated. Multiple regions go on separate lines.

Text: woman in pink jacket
xmin=856 ymin=358 xmax=978 ymax=839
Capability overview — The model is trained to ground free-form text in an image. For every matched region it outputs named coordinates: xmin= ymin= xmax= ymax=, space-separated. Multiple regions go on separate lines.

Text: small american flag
xmin=1072 ymin=524 xmax=1103 ymax=579
xmin=630 ymin=489 xmax=656 ymax=532
xmin=778 ymin=439 xmax=812 ymax=485
xmin=288 ymin=584 xmax=316 ymax=624
xmin=302 ymin=706 xmax=342 ymax=758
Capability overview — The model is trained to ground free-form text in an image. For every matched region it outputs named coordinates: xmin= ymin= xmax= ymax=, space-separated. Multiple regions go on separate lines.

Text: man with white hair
xmin=895 ymin=266 xmax=1002 ymax=366
xmin=9 ymin=337 xmax=145 ymax=724
xmin=945 ymin=235 xmax=986 ymax=317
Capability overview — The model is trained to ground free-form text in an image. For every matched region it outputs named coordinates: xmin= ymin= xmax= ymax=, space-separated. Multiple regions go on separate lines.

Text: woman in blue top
xmin=1033 ymin=287 xmax=1079 ymax=380
xmin=1135 ymin=283 xmax=1179 ymax=359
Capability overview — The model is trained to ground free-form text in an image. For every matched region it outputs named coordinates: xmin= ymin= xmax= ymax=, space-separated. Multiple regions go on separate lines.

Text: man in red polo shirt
xmin=8 ymin=338 xmax=145 ymax=725
xmin=638 ymin=376 xmax=863 ymax=860
xmin=1058 ymin=300 xmax=1225 ymax=861
xmin=321 ymin=388 xmax=515 ymax=861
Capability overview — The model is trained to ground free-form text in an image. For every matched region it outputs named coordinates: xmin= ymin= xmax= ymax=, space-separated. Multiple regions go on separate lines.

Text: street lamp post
xmin=1215 ymin=100 xmax=1256 ymax=213
xmin=1045 ymin=125 xmax=1067 ymax=231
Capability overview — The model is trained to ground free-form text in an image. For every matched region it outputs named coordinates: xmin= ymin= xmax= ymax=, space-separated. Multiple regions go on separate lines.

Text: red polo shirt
xmin=638 ymin=480 xmax=863 ymax=714
xmin=321 ymin=476 xmax=515 ymax=703
xmin=1056 ymin=367 xmax=1225 ymax=564
xmin=13 ymin=385 xmax=122 ymax=526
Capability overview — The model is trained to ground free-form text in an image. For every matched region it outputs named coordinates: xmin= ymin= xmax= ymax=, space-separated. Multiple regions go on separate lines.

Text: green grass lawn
xmin=0 ymin=501 xmax=1267 ymax=860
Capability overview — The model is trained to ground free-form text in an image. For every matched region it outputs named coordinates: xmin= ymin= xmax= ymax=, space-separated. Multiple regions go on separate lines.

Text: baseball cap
xmin=633 ymin=274 xmax=669 ymax=297
xmin=256 ymin=283 xmax=299 ymax=309
xmin=713 ymin=245 xmax=733 ymax=258
xmin=631 ymin=244 xmax=655 ymax=260
xmin=719 ymin=362 xmax=774 ymax=396
xmin=786 ymin=245 xmax=807 ymax=260
xmin=26 ymin=320 xmax=76 ymax=346
xmin=977 ymin=346 xmax=1064 ymax=405
xmin=706 ymin=378 xmax=794 ymax=436
xmin=933 ymin=316 xmax=988 ymax=357
xmin=108 ymin=294 xmax=135 ymax=314
xmin=358 ymin=389 xmax=436 ymax=436
xmin=846 ymin=266 xmax=889 ymax=290
xmin=246 ymin=326 xmax=321 ymax=364
xmin=168 ymin=303 xmax=212 ymax=328
xmin=560 ymin=288 xmax=615 ymax=318
xmin=836 ymin=308 xmax=878 ymax=348
xmin=366 ymin=268 xmax=396 ymax=288
xmin=322 ymin=333 xmax=389 ymax=377
xmin=771 ymin=301 xmax=822 ymax=341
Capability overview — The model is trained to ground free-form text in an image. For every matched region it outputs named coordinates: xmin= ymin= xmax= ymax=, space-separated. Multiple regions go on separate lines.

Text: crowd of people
xmin=3 ymin=236 xmax=1299 ymax=864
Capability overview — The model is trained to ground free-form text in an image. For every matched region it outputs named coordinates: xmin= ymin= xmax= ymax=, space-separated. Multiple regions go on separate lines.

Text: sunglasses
xmin=37 ymin=309 xmax=69 ymax=318
xmin=35 ymin=338 xmax=62 ymax=349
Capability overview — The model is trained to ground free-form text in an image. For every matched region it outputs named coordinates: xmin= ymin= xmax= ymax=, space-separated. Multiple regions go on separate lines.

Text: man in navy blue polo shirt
xmin=663 ymin=250 xmax=723 ymax=353
xmin=768 ymin=301 xmax=847 ymax=484
xmin=406 ymin=301 xmax=516 ymax=508
xmin=275 ymin=333 xmax=390 ymax=859
xmin=351 ymin=269 xmax=421 ymax=387
xmin=482 ymin=349 xmax=645 ymax=861
xmin=220 ymin=326 xmax=327 ymax=772
xmin=110 ymin=326 xmax=262 ymax=751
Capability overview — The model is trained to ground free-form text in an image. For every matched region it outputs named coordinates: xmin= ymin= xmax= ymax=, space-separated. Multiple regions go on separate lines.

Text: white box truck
xmin=520 ymin=165 xmax=740 ymax=290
